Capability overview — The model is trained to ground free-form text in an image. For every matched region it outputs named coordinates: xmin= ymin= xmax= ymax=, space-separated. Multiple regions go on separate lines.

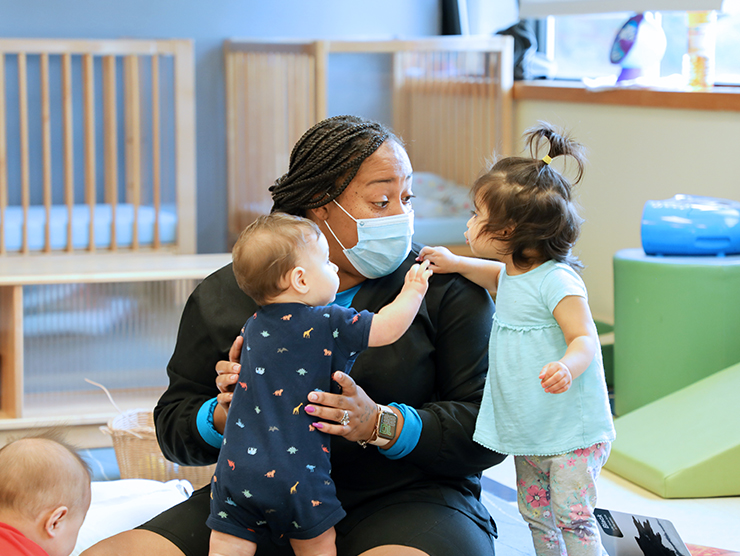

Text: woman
xmin=82 ymin=115 xmax=505 ymax=556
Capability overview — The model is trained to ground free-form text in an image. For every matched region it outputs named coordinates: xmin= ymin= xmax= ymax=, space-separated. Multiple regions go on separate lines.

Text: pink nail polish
xmin=313 ymin=422 xmax=323 ymax=429
xmin=305 ymin=406 xmax=315 ymax=414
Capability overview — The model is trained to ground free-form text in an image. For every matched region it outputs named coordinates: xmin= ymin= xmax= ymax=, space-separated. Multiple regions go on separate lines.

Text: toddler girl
xmin=419 ymin=123 xmax=615 ymax=556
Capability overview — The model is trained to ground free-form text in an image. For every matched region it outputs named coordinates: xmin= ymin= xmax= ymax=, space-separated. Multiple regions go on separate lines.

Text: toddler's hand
xmin=403 ymin=259 xmax=433 ymax=295
xmin=539 ymin=361 xmax=572 ymax=394
xmin=417 ymin=245 xmax=458 ymax=274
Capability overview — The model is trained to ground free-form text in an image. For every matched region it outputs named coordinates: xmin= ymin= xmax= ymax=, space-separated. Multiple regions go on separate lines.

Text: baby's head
xmin=233 ymin=212 xmax=339 ymax=306
xmin=471 ymin=122 xmax=587 ymax=270
xmin=0 ymin=434 xmax=91 ymax=556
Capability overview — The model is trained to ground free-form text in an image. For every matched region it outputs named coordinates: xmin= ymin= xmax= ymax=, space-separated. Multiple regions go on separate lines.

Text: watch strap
xmin=357 ymin=404 xmax=396 ymax=448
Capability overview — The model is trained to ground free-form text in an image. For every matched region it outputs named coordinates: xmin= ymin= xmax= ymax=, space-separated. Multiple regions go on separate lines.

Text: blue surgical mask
xmin=324 ymin=200 xmax=414 ymax=280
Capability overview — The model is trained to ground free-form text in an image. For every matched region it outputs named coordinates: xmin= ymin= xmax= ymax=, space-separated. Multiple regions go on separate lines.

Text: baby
xmin=208 ymin=212 xmax=432 ymax=556
xmin=0 ymin=434 xmax=92 ymax=556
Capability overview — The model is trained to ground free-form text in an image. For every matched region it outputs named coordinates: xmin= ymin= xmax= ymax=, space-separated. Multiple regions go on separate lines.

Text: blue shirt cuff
xmin=381 ymin=403 xmax=422 ymax=460
xmin=197 ymin=397 xmax=224 ymax=449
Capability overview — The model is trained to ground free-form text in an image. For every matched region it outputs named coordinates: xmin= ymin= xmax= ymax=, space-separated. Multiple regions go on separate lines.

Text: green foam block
xmin=613 ymin=249 xmax=740 ymax=416
xmin=605 ymin=361 xmax=740 ymax=498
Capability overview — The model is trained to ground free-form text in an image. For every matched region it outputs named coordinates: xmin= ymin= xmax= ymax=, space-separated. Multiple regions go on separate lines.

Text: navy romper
xmin=207 ymin=302 xmax=372 ymax=545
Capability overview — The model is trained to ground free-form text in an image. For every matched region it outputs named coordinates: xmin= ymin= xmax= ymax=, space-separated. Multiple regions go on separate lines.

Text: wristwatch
xmin=358 ymin=405 xmax=397 ymax=448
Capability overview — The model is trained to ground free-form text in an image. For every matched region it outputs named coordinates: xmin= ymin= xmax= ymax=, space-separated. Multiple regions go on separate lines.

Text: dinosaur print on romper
xmin=207 ymin=303 xmax=372 ymax=545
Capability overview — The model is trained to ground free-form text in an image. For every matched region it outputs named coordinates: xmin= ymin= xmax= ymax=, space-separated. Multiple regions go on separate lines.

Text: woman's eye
xmin=373 ymin=200 xmax=389 ymax=208
xmin=470 ymin=210 xmax=477 ymax=218
xmin=403 ymin=195 xmax=415 ymax=204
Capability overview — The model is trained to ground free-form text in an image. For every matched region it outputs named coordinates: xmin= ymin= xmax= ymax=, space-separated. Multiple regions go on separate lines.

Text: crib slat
xmin=103 ymin=55 xmax=118 ymax=251
xmin=224 ymin=48 xmax=238 ymax=242
xmin=124 ymin=55 xmax=141 ymax=250
xmin=18 ymin=53 xmax=30 ymax=254
xmin=274 ymin=53 xmax=286 ymax=178
xmin=151 ymin=55 xmax=161 ymax=250
xmin=313 ymin=41 xmax=327 ymax=122
xmin=242 ymin=53 xmax=254 ymax=231
xmin=41 ymin=54 xmax=52 ymax=253
xmin=0 ymin=54 xmax=7 ymax=255
xmin=244 ymin=52 xmax=259 ymax=226
xmin=83 ymin=54 xmax=96 ymax=252
xmin=62 ymin=53 xmax=74 ymax=252
xmin=173 ymin=40 xmax=196 ymax=254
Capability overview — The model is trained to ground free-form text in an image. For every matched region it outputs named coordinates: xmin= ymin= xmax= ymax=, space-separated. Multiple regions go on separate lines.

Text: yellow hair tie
xmin=542 ymin=155 xmax=552 ymax=165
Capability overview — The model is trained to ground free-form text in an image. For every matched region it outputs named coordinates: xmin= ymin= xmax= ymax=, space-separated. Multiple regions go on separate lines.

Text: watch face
xmin=378 ymin=412 xmax=397 ymax=439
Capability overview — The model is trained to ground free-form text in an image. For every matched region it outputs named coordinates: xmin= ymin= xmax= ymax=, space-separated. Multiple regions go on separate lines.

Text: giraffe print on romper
xmin=212 ymin=304 xmax=372 ymax=540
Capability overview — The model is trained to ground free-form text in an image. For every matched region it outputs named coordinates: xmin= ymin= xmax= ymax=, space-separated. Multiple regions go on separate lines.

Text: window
xmin=543 ymin=9 xmax=740 ymax=85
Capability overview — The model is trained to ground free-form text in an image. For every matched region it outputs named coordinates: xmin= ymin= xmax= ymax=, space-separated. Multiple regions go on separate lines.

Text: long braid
xmin=269 ymin=116 xmax=395 ymax=215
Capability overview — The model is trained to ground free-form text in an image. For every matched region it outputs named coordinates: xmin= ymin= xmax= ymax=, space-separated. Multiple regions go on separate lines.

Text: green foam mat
xmin=605 ymin=361 xmax=740 ymax=498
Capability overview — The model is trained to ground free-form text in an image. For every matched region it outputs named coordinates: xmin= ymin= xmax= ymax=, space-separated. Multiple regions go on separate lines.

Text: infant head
xmin=0 ymin=434 xmax=92 ymax=556
xmin=232 ymin=213 xmax=339 ymax=307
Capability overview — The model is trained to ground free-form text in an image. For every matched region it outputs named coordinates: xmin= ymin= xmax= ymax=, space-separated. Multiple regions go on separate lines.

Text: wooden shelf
xmin=0 ymin=253 xmax=232 ymax=286
xmin=0 ymin=253 xmax=232 ymax=434
xmin=514 ymin=80 xmax=740 ymax=112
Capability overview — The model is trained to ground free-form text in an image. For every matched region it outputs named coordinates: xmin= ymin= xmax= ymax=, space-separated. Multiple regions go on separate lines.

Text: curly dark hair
xmin=269 ymin=115 xmax=402 ymax=216
xmin=472 ymin=122 xmax=587 ymax=270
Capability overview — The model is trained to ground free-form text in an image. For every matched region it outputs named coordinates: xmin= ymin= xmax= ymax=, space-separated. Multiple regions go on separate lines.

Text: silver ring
xmin=340 ymin=410 xmax=350 ymax=426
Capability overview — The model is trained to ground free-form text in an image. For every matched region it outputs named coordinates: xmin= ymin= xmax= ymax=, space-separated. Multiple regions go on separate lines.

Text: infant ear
xmin=44 ymin=505 xmax=69 ymax=537
xmin=500 ymin=224 xmax=516 ymax=237
xmin=291 ymin=266 xmax=310 ymax=294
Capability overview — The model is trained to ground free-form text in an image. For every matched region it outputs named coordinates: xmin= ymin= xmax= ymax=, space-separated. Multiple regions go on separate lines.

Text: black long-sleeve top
xmin=154 ymin=245 xmax=506 ymax=536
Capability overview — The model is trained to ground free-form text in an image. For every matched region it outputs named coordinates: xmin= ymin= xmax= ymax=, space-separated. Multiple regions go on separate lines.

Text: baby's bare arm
xmin=368 ymin=260 xmax=432 ymax=347
xmin=540 ymin=296 xmax=599 ymax=394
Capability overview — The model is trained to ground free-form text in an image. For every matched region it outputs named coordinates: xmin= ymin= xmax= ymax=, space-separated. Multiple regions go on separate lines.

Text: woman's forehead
xmin=355 ymin=140 xmax=412 ymax=182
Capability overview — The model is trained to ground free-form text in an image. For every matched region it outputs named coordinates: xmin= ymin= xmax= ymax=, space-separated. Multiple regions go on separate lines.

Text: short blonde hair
xmin=232 ymin=213 xmax=322 ymax=306
xmin=0 ymin=432 xmax=91 ymax=520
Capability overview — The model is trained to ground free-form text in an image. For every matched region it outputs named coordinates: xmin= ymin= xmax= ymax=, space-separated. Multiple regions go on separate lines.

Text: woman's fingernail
xmin=308 ymin=393 xmax=318 ymax=402
xmin=313 ymin=422 xmax=324 ymax=429
xmin=305 ymin=405 xmax=315 ymax=414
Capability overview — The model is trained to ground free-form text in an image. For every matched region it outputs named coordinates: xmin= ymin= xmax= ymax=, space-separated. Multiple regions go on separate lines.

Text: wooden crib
xmin=0 ymin=39 xmax=229 ymax=443
xmin=0 ymin=38 xmax=196 ymax=256
xmin=223 ymin=36 xmax=514 ymax=245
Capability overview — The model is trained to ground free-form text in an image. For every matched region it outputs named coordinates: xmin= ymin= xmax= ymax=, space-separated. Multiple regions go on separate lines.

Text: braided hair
xmin=472 ymin=122 xmax=587 ymax=270
xmin=269 ymin=115 xmax=400 ymax=216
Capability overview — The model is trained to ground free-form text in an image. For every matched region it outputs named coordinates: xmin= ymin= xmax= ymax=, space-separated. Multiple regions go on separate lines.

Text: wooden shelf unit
xmin=0 ymin=253 xmax=231 ymax=437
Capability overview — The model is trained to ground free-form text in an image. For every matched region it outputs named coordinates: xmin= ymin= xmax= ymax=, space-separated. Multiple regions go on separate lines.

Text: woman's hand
xmin=213 ymin=334 xmax=243 ymax=434
xmin=305 ymin=371 xmax=379 ymax=443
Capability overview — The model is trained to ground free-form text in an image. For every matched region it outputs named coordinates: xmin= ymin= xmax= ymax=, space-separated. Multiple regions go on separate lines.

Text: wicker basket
xmin=101 ymin=409 xmax=215 ymax=489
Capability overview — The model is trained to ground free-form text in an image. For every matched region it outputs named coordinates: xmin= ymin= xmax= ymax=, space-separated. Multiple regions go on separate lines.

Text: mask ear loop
xmin=322 ymin=217 xmax=348 ymax=251
xmin=332 ymin=199 xmax=358 ymax=222
xmin=323 ymin=199 xmax=358 ymax=250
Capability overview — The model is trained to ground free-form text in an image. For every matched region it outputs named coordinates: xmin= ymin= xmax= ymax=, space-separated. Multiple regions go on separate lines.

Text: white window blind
xmin=519 ymin=0 xmax=724 ymax=17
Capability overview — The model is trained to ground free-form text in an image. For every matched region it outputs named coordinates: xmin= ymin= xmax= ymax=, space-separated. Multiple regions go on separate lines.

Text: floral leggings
xmin=514 ymin=442 xmax=611 ymax=556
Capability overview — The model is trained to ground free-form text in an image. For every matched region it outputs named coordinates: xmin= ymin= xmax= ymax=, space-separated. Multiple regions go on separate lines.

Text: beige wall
xmin=514 ymin=99 xmax=740 ymax=323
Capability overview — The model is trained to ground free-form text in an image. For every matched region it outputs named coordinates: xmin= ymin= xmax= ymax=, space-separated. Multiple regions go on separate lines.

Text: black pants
xmin=138 ymin=485 xmax=496 ymax=556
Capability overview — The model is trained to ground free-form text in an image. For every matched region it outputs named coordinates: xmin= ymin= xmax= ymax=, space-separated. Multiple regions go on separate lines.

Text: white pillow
xmin=72 ymin=479 xmax=193 ymax=556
